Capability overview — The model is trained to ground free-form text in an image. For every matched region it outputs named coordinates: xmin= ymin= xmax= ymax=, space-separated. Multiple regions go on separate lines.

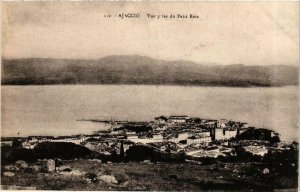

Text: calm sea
xmin=1 ymin=85 xmax=298 ymax=142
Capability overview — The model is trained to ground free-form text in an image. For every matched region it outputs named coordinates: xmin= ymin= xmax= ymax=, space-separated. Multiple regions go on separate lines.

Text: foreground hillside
xmin=2 ymin=55 xmax=298 ymax=86
xmin=1 ymin=160 xmax=297 ymax=191
xmin=1 ymin=139 xmax=298 ymax=191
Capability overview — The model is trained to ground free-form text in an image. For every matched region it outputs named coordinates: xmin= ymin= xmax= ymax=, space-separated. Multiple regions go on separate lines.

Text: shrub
xmin=33 ymin=142 xmax=93 ymax=160
xmin=1 ymin=146 xmax=36 ymax=165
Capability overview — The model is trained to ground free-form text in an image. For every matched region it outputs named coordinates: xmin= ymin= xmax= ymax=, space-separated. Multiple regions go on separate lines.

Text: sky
xmin=2 ymin=1 xmax=299 ymax=66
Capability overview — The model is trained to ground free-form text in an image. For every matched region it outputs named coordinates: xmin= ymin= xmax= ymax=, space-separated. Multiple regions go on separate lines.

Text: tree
xmin=120 ymin=141 xmax=125 ymax=159
xmin=12 ymin=139 xmax=22 ymax=148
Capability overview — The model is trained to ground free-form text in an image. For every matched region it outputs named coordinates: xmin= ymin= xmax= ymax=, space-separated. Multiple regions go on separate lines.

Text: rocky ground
xmin=1 ymin=159 xmax=297 ymax=191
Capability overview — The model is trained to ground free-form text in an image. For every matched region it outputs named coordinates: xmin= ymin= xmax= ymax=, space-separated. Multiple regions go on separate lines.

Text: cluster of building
xmin=2 ymin=115 xmax=286 ymax=159
xmin=125 ymin=115 xmax=248 ymax=145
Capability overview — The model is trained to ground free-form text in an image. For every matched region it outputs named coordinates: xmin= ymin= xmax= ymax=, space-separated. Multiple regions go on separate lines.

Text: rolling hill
xmin=1 ymin=55 xmax=298 ymax=87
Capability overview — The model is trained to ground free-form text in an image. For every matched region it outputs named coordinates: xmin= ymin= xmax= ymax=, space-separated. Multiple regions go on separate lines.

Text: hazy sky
xmin=2 ymin=2 xmax=299 ymax=66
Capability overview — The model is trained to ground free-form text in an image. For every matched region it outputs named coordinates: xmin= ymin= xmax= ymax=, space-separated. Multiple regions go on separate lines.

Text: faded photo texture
xmin=1 ymin=1 xmax=299 ymax=191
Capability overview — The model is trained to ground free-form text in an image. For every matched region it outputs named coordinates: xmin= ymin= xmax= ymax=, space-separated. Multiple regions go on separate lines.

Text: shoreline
xmin=1 ymin=83 xmax=299 ymax=88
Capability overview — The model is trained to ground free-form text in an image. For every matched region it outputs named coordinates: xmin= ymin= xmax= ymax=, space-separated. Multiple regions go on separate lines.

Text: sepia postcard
xmin=1 ymin=1 xmax=299 ymax=191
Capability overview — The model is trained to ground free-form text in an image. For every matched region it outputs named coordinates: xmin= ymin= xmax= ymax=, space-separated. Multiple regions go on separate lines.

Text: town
xmin=1 ymin=115 xmax=289 ymax=159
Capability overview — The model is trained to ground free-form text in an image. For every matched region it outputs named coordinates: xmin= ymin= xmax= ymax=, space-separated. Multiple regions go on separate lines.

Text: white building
xmin=153 ymin=134 xmax=164 ymax=140
xmin=167 ymin=137 xmax=180 ymax=143
xmin=127 ymin=135 xmax=138 ymax=140
xmin=186 ymin=146 xmax=221 ymax=158
xmin=244 ymin=146 xmax=268 ymax=156
xmin=1 ymin=140 xmax=13 ymax=146
xmin=126 ymin=130 xmax=137 ymax=136
xmin=168 ymin=115 xmax=189 ymax=123
xmin=127 ymin=135 xmax=164 ymax=144
xmin=195 ymin=131 xmax=211 ymax=137
xmin=22 ymin=141 xmax=36 ymax=149
xmin=178 ymin=132 xmax=189 ymax=140
xmin=187 ymin=136 xmax=212 ymax=145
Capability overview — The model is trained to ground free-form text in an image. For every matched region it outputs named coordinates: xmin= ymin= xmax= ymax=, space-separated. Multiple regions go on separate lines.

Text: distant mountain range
xmin=2 ymin=55 xmax=299 ymax=87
